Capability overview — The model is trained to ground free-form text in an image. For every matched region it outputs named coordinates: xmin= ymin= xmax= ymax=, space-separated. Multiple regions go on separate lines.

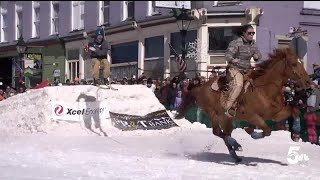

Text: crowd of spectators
xmin=0 ymin=81 xmax=26 ymax=101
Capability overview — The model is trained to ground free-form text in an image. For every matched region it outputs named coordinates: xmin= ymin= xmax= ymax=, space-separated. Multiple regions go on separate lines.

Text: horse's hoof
xmin=251 ymin=132 xmax=264 ymax=139
xmin=235 ymin=157 xmax=243 ymax=163
xmin=244 ymin=127 xmax=254 ymax=134
xmin=174 ymin=113 xmax=184 ymax=119
xmin=235 ymin=146 xmax=243 ymax=151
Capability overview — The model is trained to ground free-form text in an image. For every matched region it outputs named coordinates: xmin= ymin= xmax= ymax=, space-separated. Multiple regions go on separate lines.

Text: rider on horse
xmin=224 ymin=24 xmax=262 ymax=117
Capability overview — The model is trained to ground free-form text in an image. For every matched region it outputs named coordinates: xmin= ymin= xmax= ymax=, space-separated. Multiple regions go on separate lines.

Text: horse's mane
xmin=249 ymin=48 xmax=297 ymax=79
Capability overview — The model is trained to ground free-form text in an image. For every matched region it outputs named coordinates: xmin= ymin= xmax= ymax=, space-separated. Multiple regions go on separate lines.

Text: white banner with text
xmin=51 ymin=101 xmax=110 ymax=122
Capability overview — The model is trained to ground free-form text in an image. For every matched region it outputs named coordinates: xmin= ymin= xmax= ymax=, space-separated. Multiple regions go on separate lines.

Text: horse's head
xmin=269 ymin=48 xmax=312 ymax=89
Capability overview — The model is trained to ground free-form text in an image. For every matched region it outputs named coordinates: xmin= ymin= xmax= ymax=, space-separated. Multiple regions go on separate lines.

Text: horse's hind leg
xmin=208 ymin=111 xmax=224 ymax=138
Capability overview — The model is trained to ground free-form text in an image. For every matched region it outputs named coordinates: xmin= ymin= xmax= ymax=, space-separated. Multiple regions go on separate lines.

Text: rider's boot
xmin=224 ymin=98 xmax=238 ymax=117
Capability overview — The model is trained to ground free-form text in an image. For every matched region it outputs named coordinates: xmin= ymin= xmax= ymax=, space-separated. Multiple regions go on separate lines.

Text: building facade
xmin=0 ymin=1 xmax=319 ymax=87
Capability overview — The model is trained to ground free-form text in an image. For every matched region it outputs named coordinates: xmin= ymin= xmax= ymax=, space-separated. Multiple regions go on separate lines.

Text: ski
xmin=98 ymin=84 xmax=118 ymax=90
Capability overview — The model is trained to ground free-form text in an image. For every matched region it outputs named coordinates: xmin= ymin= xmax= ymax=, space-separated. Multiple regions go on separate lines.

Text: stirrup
xmin=225 ymin=107 xmax=236 ymax=118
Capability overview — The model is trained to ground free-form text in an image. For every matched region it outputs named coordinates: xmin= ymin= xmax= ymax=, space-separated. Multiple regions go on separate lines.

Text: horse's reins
xmin=242 ymin=58 xmax=294 ymax=117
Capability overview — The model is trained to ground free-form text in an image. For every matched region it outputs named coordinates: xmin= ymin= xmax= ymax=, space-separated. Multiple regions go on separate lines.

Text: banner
xmin=33 ymin=80 xmax=49 ymax=89
xmin=51 ymin=101 xmax=110 ymax=122
xmin=109 ymin=110 xmax=179 ymax=131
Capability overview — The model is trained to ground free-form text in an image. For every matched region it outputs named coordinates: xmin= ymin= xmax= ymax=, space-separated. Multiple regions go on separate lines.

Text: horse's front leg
xmin=242 ymin=113 xmax=273 ymax=139
xmin=272 ymin=105 xmax=297 ymax=122
xmin=208 ymin=111 xmax=242 ymax=163
xmin=272 ymin=106 xmax=300 ymax=142
xmin=220 ymin=115 xmax=243 ymax=151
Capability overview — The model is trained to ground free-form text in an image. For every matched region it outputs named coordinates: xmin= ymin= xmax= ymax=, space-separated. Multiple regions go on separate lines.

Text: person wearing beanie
xmin=88 ymin=27 xmax=110 ymax=85
xmin=309 ymin=63 xmax=320 ymax=83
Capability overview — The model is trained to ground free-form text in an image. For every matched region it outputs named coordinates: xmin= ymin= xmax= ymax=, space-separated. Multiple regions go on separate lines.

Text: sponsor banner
xmin=51 ymin=101 xmax=110 ymax=122
xmin=109 ymin=110 xmax=179 ymax=131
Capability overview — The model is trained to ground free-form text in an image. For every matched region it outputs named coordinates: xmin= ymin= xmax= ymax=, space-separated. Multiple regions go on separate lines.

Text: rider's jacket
xmin=88 ymin=39 xmax=108 ymax=59
xmin=225 ymin=36 xmax=262 ymax=73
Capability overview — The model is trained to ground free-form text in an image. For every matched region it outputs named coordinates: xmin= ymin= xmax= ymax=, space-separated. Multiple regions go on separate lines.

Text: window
xmin=213 ymin=1 xmax=241 ymax=6
xmin=147 ymin=1 xmax=160 ymax=16
xmin=145 ymin=36 xmax=164 ymax=59
xmin=208 ymin=26 xmax=238 ymax=52
xmin=111 ymin=41 xmax=138 ymax=64
xmin=32 ymin=1 xmax=40 ymax=38
xmin=1 ymin=6 xmax=8 ymax=42
xmin=51 ymin=1 xmax=59 ymax=34
xmin=122 ymin=1 xmax=135 ymax=21
xmin=99 ymin=1 xmax=110 ymax=25
xmin=304 ymin=1 xmax=320 ymax=10
xmin=170 ymin=30 xmax=197 ymax=55
xmin=144 ymin=36 xmax=164 ymax=79
xmin=67 ymin=49 xmax=80 ymax=81
xmin=15 ymin=3 xmax=23 ymax=39
xmin=72 ymin=1 xmax=85 ymax=30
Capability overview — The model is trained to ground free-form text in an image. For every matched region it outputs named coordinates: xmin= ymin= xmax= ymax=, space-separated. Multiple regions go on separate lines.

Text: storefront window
xmin=208 ymin=26 xmax=238 ymax=52
xmin=144 ymin=35 xmax=164 ymax=79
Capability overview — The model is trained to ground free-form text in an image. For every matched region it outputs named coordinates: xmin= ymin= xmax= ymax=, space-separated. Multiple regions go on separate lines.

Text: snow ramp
xmin=0 ymin=85 xmax=197 ymax=136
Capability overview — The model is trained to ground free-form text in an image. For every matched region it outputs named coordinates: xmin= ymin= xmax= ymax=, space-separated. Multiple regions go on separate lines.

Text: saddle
xmin=211 ymin=68 xmax=254 ymax=109
xmin=211 ymin=68 xmax=253 ymax=92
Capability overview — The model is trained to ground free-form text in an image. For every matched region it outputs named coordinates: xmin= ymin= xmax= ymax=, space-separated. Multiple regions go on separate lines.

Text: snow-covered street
xmin=0 ymin=85 xmax=319 ymax=180
xmin=0 ymin=129 xmax=319 ymax=180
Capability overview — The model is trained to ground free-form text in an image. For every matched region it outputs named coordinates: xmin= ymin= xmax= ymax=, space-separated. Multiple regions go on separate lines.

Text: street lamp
xmin=16 ymin=35 xmax=27 ymax=54
xmin=16 ymin=35 xmax=27 ymax=82
xmin=172 ymin=5 xmax=193 ymax=64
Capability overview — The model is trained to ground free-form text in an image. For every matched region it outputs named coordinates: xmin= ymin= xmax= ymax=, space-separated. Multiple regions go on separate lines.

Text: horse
xmin=175 ymin=48 xmax=313 ymax=163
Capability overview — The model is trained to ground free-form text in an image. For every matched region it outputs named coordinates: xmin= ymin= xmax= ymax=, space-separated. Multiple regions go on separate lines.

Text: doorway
xmin=0 ymin=58 xmax=13 ymax=89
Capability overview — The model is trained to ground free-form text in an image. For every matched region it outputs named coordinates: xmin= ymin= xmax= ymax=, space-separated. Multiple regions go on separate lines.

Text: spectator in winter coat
xmin=160 ymin=80 xmax=170 ymax=109
xmin=304 ymin=87 xmax=320 ymax=144
xmin=168 ymin=82 xmax=178 ymax=111
xmin=310 ymin=64 xmax=320 ymax=84
xmin=0 ymin=89 xmax=7 ymax=99
xmin=154 ymin=84 xmax=162 ymax=101
xmin=174 ymin=90 xmax=183 ymax=110
xmin=147 ymin=78 xmax=156 ymax=92
xmin=180 ymin=79 xmax=189 ymax=95
xmin=0 ymin=89 xmax=5 ymax=101
xmin=5 ymin=86 xmax=11 ymax=95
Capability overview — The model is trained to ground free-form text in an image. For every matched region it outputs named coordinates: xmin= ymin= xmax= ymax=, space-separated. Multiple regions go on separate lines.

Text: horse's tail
xmin=175 ymin=87 xmax=198 ymax=119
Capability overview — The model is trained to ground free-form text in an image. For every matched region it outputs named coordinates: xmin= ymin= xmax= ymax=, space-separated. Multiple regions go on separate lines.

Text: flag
xmin=14 ymin=60 xmax=23 ymax=72
xmin=13 ymin=58 xmax=24 ymax=81
xmin=175 ymin=56 xmax=187 ymax=73
xmin=33 ymin=80 xmax=49 ymax=89
xmin=168 ymin=43 xmax=187 ymax=73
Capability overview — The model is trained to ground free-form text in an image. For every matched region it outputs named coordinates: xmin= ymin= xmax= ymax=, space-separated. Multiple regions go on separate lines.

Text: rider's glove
xmin=253 ymin=54 xmax=259 ymax=61
xmin=89 ymin=47 xmax=96 ymax=51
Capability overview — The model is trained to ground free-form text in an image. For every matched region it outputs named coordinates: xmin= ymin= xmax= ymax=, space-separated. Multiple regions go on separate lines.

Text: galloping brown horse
xmin=175 ymin=48 xmax=313 ymax=162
